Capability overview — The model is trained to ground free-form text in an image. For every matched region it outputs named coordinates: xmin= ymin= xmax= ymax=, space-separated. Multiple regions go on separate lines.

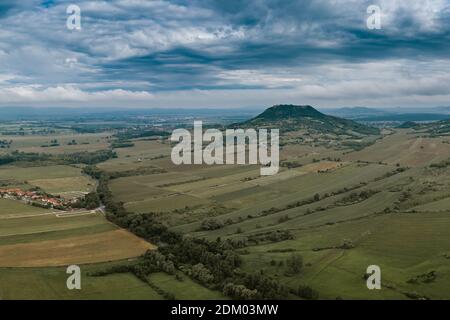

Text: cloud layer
xmin=0 ymin=0 xmax=449 ymax=108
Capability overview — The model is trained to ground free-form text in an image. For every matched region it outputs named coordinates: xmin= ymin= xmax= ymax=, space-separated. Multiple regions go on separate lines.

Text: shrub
xmin=286 ymin=254 xmax=303 ymax=275
xmin=297 ymin=285 xmax=319 ymax=300
xmin=200 ymin=218 xmax=224 ymax=231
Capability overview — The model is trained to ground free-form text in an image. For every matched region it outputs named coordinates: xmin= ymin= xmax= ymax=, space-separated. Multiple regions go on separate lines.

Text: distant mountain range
xmin=1 ymin=105 xmax=449 ymax=124
xmin=0 ymin=107 xmax=259 ymax=122
xmin=321 ymin=106 xmax=450 ymax=122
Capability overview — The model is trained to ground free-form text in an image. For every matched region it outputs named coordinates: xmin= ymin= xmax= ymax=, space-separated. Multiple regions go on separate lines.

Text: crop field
xmin=343 ymin=130 xmax=450 ymax=167
xmin=0 ymin=165 xmax=95 ymax=197
xmin=28 ymin=176 xmax=94 ymax=194
xmin=0 ymin=210 xmax=153 ymax=266
xmin=125 ymin=193 xmax=211 ymax=213
xmin=413 ymin=197 xmax=450 ymax=212
xmin=147 ymin=273 xmax=228 ymax=300
xmin=5 ymin=132 xmax=111 ymax=154
xmin=0 ymin=165 xmax=83 ymax=180
xmin=0 ymin=229 xmax=154 ymax=267
xmin=0 ymin=263 xmax=163 ymax=300
xmin=0 ymin=198 xmax=50 ymax=217
xmin=233 ymin=209 xmax=450 ymax=300
xmin=0 ymin=144 xmax=155 ymax=271
xmin=2 ymin=119 xmax=450 ymax=300
xmin=99 ymin=130 xmax=450 ymax=300
xmin=98 ymin=140 xmax=171 ymax=172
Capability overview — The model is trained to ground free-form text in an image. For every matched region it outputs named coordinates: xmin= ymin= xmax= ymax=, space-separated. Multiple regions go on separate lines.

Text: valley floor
xmin=2 ymin=128 xmax=450 ymax=299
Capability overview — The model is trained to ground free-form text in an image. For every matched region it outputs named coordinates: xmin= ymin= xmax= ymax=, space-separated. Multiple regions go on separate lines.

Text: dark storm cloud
xmin=90 ymin=0 xmax=450 ymax=91
xmin=0 ymin=0 xmax=449 ymax=107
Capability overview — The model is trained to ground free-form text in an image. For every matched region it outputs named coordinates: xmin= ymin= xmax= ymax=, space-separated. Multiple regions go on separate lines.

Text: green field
xmin=2 ymin=118 xmax=450 ymax=300
xmin=0 ymin=263 xmax=163 ymax=300
xmin=0 ymin=198 xmax=50 ymax=217
xmin=5 ymin=132 xmax=111 ymax=155
xmin=0 ymin=165 xmax=83 ymax=180
xmin=0 ymin=210 xmax=153 ymax=268
xmin=148 ymin=273 xmax=228 ymax=300
xmin=0 ymin=165 xmax=95 ymax=197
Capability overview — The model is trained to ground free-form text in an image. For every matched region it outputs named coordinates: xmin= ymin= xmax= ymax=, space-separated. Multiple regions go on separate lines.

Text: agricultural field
xmin=103 ymin=127 xmax=450 ymax=300
xmin=0 ymin=128 xmax=158 ymax=298
xmin=0 ymin=210 xmax=153 ymax=266
xmin=0 ymin=165 xmax=95 ymax=198
xmin=343 ymin=129 xmax=450 ymax=167
xmin=4 ymin=0 xmax=450 ymax=305
xmin=1 ymin=112 xmax=450 ymax=300
xmin=147 ymin=272 xmax=228 ymax=300
xmin=97 ymin=140 xmax=171 ymax=172
xmin=0 ymin=263 xmax=164 ymax=300
xmin=5 ymin=132 xmax=111 ymax=154
xmin=0 ymin=198 xmax=50 ymax=217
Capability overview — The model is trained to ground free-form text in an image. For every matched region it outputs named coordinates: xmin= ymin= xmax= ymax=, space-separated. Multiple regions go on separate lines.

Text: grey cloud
xmin=0 ymin=0 xmax=449 ymax=107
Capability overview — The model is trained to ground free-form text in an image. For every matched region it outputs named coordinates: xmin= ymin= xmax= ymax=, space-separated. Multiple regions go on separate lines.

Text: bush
xmin=286 ymin=254 xmax=303 ymax=275
xmin=297 ymin=285 xmax=319 ymax=300
xmin=188 ymin=263 xmax=215 ymax=285
xmin=223 ymin=283 xmax=258 ymax=300
xmin=200 ymin=218 xmax=224 ymax=231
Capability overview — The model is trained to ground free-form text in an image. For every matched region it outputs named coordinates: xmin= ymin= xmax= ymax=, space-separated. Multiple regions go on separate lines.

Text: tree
xmin=190 ymin=263 xmax=214 ymax=285
xmin=86 ymin=192 xmax=101 ymax=209
xmin=286 ymin=253 xmax=303 ymax=275
xmin=297 ymin=285 xmax=319 ymax=300
xmin=200 ymin=218 xmax=224 ymax=230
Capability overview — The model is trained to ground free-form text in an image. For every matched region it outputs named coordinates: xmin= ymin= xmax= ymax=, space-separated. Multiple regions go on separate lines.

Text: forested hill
xmin=241 ymin=105 xmax=380 ymax=135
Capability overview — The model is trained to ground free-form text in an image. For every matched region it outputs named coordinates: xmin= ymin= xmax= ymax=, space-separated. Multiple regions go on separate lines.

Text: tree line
xmin=0 ymin=149 xmax=117 ymax=166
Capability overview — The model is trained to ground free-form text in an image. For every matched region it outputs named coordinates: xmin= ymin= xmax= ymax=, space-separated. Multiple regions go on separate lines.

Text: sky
xmin=0 ymin=0 xmax=449 ymax=109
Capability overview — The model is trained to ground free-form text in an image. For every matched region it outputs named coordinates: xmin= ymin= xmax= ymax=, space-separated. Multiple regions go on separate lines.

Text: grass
xmin=0 ymin=198 xmax=50 ymax=216
xmin=0 ymin=211 xmax=155 ymax=267
xmin=109 ymin=177 xmax=171 ymax=202
xmin=344 ymin=130 xmax=450 ymax=167
xmin=0 ymin=212 xmax=108 ymax=237
xmin=0 ymin=223 xmax=116 ymax=245
xmin=0 ymin=165 xmax=84 ymax=180
xmin=2 ymin=123 xmax=450 ymax=300
xmin=0 ymin=229 xmax=155 ymax=267
xmin=148 ymin=272 xmax=228 ymax=300
xmin=413 ymin=196 xmax=450 ymax=211
xmin=97 ymin=140 xmax=171 ymax=172
xmin=7 ymin=132 xmax=110 ymax=155
xmin=0 ymin=263 xmax=163 ymax=300
xmin=0 ymin=164 xmax=95 ymax=197
xmin=28 ymin=176 xmax=94 ymax=194
xmin=172 ymin=163 xmax=394 ymax=234
xmin=125 ymin=194 xmax=210 ymax=213
xmin=238 ymin=211 xmax=450 ymax=299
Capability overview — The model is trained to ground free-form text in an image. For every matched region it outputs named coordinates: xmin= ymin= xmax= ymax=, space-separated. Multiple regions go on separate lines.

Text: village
xmin=0 ymin=188 xmax=78 ymax=210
